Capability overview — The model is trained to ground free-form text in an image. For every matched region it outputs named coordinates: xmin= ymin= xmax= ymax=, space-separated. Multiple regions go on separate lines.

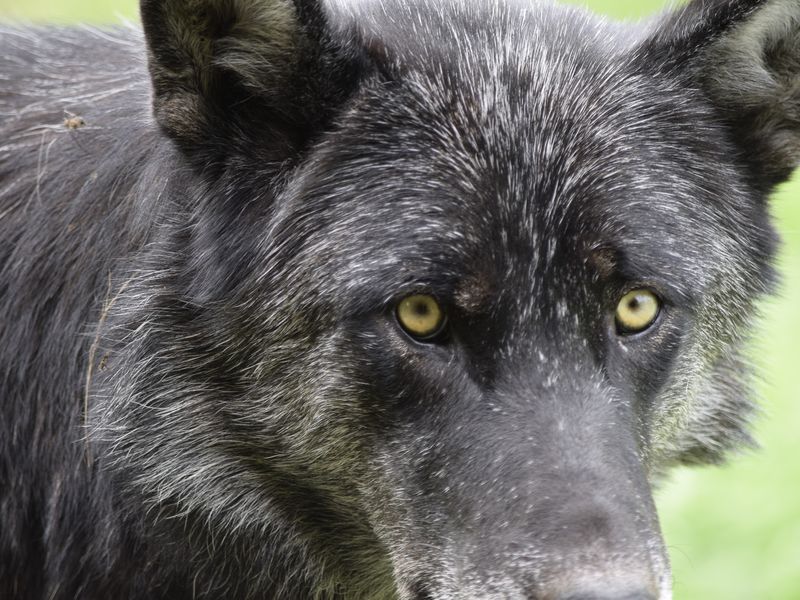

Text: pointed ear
xmin=140 ymin=0 xmax=366 ymax=164
xmin=644 ymin=0 xmax=800 ymax=189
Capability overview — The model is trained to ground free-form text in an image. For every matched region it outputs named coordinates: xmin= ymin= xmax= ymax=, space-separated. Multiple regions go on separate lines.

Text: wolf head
xmin=94 ymin=0 xmax=799 ymax=597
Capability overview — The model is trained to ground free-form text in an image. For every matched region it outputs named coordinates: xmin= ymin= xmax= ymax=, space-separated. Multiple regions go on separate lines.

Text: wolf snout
xmin=522 ymin=503 xmax=664 ymax=600
xmin=424 ymin=481 xmax=665 ymax=599
xmin=519 ymin=552 xmax=661 ymax=600
xmin=554 ymin=592 xmax=656 ymax=600
xmin=407 ymin=576 xmax=659 ymax=600
xmin=542 ymin=571 xmax=659 ymax=600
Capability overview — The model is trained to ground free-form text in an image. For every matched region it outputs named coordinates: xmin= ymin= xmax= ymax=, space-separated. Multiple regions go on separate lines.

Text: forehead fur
xmin=318 ymin=0 xmax=711 ymax=204
xmin=329 ymin=0 xmax=637 ymax=59
xmin=282 ymin=0 xmax=754 ymax=303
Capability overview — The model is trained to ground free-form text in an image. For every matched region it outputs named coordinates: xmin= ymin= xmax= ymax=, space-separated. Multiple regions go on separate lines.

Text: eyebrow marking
xmin=587 ymin=245 xmax=618 ymax=279
xmin=454 ymin=273 xmax=494 ymax=314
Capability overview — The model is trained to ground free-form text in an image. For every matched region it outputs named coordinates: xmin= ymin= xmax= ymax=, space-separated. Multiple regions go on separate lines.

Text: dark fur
xmin=0 ymin=0 xmax=796 ymax=598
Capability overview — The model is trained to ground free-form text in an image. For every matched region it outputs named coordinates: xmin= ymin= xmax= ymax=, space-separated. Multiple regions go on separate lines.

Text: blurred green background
xmin=1 ymin=0 xmax=797 ymax=598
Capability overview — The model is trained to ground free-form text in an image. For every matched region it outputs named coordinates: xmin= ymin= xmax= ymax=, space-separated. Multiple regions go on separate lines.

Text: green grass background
xmin=1 ymin=0 xmax=797 ymax=598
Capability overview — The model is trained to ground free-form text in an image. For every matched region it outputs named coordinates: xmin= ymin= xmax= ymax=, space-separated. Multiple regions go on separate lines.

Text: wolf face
xmin=1 ymin=0 xmax=798 ymax=599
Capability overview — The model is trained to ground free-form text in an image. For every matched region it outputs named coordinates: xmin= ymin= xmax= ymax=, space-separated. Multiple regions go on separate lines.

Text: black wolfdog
xmin=1 ymin=0 xmax=797 ymax=598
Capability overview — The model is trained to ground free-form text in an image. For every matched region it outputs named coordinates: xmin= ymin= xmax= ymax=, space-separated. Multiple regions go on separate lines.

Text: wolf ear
xmin=140 ymin=0 xmax=364 ymax=163
xmin=645 ymin=0 xmax=800 ymax=189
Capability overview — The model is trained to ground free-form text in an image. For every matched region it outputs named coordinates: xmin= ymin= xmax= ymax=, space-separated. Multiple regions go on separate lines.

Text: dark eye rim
xmin=614 ymin=287 xmax=664 ymax=337
xmin=394 ymin=295 xmax=450 ymax=344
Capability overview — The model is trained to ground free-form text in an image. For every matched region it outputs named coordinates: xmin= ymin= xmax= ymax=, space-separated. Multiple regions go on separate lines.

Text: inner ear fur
xmin=140 ymin=0 xmax=365 ymax=161
xmin=645 ymin=0 xmax=800 ymax=189
xmin=701 ymin=0 xmax=800 ymax=187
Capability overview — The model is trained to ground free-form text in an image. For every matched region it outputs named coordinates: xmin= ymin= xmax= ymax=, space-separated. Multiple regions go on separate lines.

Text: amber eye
xmin=396 ymin=294 xmax=447 ymax=341
xmin=615 ymin=289 xmax=661 ymax=335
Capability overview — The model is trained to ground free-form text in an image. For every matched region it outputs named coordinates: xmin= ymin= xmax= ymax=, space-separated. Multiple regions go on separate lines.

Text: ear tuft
xmin=644 ymin=0 xmax=800 ymax=189
xmin=141 ymin=0 xmax=364 ymax=163
xmin=645 ymin=0 xmax=766 ymax=64
xmin=701 ymin=0 xmax=800 ymax=185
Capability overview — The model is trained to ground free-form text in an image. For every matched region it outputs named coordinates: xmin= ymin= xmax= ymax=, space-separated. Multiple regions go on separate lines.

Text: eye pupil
xmin=615 ymin=289 xmax=661 ymax=335
xmin=396 ymin=294 xmax=447 ymax=341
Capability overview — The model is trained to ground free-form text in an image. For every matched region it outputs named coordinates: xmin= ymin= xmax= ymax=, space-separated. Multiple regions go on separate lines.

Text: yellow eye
xmin=396 ymin=294 xmax=446 ymax=340
xmin=615 ymin=289 xmax=661 ymax=334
